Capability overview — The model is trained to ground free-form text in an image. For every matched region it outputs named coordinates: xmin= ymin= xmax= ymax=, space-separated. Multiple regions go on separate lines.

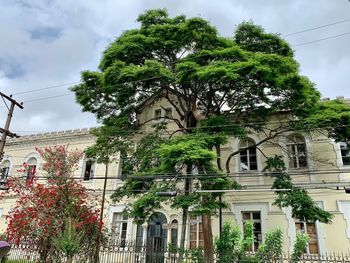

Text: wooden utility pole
xmin=0 ymin=92 xmax=23 ymax=162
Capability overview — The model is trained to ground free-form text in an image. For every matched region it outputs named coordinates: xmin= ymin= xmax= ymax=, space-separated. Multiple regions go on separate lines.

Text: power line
xmin=3 ymin=27 xmax=350 ymax=100
xmin=8 ymin=76 xmax=164 ymax=99
xmin=6 ymin=176 xmax=350 ymax=195
xmin=284 ymin=18 xmax=350 ymax=37
xmin=12 ymin=81 xmax=80 ymax=96
xmin=5 ymin=167 xmax=350 ymax=181
xmin=9 ymin=121 xmax=350 ymax=138
xmin=293 ymin=31 xmax=350 ymax=47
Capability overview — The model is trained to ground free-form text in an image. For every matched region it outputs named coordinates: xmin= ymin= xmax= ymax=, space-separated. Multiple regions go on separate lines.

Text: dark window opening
xmin=154 ymin=109 xmax=161 ymax=119
xmin=341 ymin=142 xmax=350 ymax=165
xmin=165 ymin=108 xmax=172 ymax=118
xmin=27 ymin=165 xmax=36 ymax=180
xmin=239 ymin=139 xmax=257 ymax=171
xmin=0 ymin=167 xmax=9 ymax=185
xmin=84 ymin=161 xmax=94 ymax=181
xmin=170 ymin=219 xmax=178 ymax=246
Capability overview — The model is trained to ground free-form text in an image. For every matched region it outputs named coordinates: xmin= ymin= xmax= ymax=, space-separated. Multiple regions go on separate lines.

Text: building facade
xmin=1 ymin=97 xmax=350 ymax=255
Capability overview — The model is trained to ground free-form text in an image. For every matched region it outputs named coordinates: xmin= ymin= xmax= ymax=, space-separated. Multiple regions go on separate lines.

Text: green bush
xmin=216 ymin=222 xmax=308 ymax=263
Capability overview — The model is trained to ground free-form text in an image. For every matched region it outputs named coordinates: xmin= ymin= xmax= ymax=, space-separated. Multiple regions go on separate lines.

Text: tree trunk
xmin=215 ymin=144 xmax=222 ymax=171
xmin=178 ymin=208 xmax=188 ymax=263
xmin=66 ymin=256 xmax=73 ymax=263
xmin=179 ymin=162 xmax=192 ymax=263
xmin=202 ymin=214 xmax=214 ymax=263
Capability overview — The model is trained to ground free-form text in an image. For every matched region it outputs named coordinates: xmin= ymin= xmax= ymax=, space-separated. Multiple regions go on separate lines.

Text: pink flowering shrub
xmin=1 ymin=145 xmax=105 ymax=261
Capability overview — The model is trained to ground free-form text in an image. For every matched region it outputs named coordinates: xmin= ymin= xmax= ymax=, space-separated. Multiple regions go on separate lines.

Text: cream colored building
xmin=0 ymin=128 xmax=121 ymax=233
xmin=1 ymin=97 xmax=350 ymax=255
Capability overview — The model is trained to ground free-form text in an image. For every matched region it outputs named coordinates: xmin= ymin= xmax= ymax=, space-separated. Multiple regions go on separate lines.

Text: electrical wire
xmin=8 ymin=120 xmax=350 ymax=138
xmin=5 ymin=176 xmax=349 ymax=196
xmin=2 ymin=26 xmax=350 ymax=101
xmin=293 ymin=31 xmax=350 ymax=47
xmin=283 ymin=18 xmax=350 ymax=37
xmin=5 ymin=167 xmax=350 ymax=181
xmin=12 ymin=82 xmax=80 ymax=96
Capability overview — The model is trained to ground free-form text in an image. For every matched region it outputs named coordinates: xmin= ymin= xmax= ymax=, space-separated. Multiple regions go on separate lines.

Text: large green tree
xmin=72 ymin=9 xmax=350 ymax=263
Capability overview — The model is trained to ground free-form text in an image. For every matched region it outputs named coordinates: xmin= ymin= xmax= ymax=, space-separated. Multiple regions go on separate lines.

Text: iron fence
xmin=4 ymin=242 xmax=350 ymax=263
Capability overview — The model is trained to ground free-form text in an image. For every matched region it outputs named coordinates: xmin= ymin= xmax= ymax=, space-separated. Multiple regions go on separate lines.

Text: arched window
xmin=0 ymin=160 xmax=10 ymax=184
xmin=26 ymin=157 xmax=37 ymax=180
xmin=287 ymin=134 xmax=307 ymax=168
xmin=170 ymin=219 xmax=178 ymax=246
xmin=239 ymin=138 xmax=257 ymax=171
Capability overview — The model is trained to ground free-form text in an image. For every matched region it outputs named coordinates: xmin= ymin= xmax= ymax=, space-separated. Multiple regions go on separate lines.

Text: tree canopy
xmin=72 ymin=9 xmax=320 ymax=131
xmin=72 ymin=9 xmax=350 ymax=263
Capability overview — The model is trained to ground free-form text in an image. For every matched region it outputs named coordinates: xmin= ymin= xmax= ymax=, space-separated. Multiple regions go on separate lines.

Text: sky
xmin=0 ymin=0 xmax=350 ymax=135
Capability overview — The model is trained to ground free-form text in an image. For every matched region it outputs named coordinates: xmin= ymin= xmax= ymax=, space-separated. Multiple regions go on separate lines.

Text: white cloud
xmin=0 ymin=0 xmax=349 ymax=135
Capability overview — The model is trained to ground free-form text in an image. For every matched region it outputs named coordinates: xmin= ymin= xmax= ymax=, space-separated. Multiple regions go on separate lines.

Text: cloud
xmin=0 ymin=0 xmax=349 ymax=135
xmin=0 ymin=58 xmax=25 ymax=79
xmin=30 ymin=26 xmax=62 ymax=41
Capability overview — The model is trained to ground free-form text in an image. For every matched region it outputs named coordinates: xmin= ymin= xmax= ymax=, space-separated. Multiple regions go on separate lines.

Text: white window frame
xmin=239 ymin=138 xmax=258 ymax=171
xmin=232 ymin=203 xmax=268 ymax=245
xmin=287 ymin=134 xmax=308 ymax=169
xmin=111 ymin=212 xmax=129 ymax=244
xmin=241 ymin=211 xmax=262 ymax=252
xmin=295 ymin=221 xmax=319 ymax=254
xmin=189 ymin=216 xmax=203 ymax=249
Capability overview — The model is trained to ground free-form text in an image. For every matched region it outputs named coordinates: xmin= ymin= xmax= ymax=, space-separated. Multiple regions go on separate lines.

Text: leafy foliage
xmin=256 ymin=229 xmax=283 ymax=263
xmin=72 ymin=8 xmax=321 ymax=145
xmin=2 ymin=146 xmax=105 ymax=262
xmin=265 ymin=155 xmax=333 ymax=223
xmin=112 ymin=134 xmax=233 ymax=221
xmin=291 ymin=233 xmax=309 ymax=263
xmin=216 ymin=222 xmax=307 ymax=263
xmin=303 ymin=99 xmax=350 ymax=144
xmin=215 ymin=221 xmax=254 ymax=263
xmin=70 ymin=8 xmax=350 ymax=263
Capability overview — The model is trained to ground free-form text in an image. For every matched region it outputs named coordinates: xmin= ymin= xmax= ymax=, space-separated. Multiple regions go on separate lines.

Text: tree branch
xmin=225 ymin=128 xmax=292 ymax=173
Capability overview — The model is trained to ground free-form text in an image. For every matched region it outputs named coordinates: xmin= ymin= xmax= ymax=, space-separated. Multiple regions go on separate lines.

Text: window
xmin=287 ymin=134 xmax=307 ymax=168
xmin=0 ymin=160 xmax=10 ymax=185
xmin=135 ymin=224 xmax=144 ymax=250
xmin=242 ymin=211 xmax=262 ymax=252
xmin=239 ymin=138 xmax=257 ymax=171
xmin=165 ymin=108 xmax=172 ymax=118
xmin=154 ymin=109 xmax=161 ymax=119
xmin=26 ymin=157 xmax=37 ymax=180
xmin=189 ymin=216 xmax=203 ymax=249
xmin=111 ymin=213 xmax=128 ymax=246
xmin=83 ymin=160 xmax=94 ymax=181
xmin=340 ymin=142 xmax=350 ymax=166
xmin=295 ymin=222 xmax=319 ymax=254
xmin=170 ymin=219 xmax=178 ymax=246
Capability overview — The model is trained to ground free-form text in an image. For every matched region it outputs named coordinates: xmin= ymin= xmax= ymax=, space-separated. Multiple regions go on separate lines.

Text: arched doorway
xmin=146 ymin=212 xmax=167 ymax=263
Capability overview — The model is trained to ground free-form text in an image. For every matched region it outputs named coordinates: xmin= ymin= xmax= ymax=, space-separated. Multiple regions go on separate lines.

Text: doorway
xmin=146 ymin=212 xmax=167 ymax=263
